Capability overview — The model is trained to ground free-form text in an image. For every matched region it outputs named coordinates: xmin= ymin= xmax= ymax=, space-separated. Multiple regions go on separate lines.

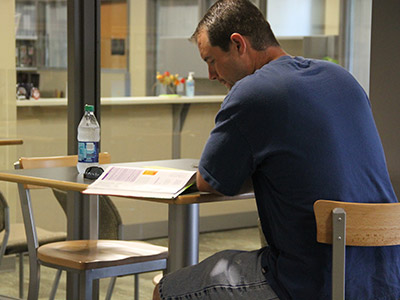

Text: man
xmin=154 ymin=0 xmax=400 ymax=299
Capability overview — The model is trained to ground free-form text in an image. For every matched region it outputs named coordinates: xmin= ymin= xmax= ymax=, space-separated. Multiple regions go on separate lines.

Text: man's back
xmin=200 ymin=56 xmax=400 ymax=299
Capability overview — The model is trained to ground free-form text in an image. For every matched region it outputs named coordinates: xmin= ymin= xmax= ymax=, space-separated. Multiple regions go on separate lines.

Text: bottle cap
xmin=85 ymin=104 xmax=94 ymax=112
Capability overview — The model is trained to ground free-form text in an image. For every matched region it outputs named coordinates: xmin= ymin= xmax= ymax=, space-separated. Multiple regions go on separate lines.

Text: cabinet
xmin=15 ymin=0 xmax=38 ymax=71
xmin=15 ymin=0 xmax=68 ymax=99
xmin=15 ymin=0 xmax=39 ymax=99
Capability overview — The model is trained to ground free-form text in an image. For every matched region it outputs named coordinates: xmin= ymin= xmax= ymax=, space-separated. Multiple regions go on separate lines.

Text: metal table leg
xmin=66 ymin=192 xmax=99 ymax=299
xmin=167 ymin=203 xmax=199 ymax=273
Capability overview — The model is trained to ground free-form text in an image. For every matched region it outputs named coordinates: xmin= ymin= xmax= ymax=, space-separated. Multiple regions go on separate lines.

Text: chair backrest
xmin=52 ymin=189 xmax=122 ymax=240
xmin=17 ymin=153 xmax=122 ymax=239
xmin=18 ymin=152 xmax=111 ymax=189
xmin=19 ymin=152 xmax=111 ymax=169
xmin=0 ymin=191 xmax=8 ymax=234
xmin=314 ymin=200 xmax=400 ymax=246
xmin=314 ymin=199 xmax=400 ymax=300
xmin=0 ymin=191 xmax=10 ymax=266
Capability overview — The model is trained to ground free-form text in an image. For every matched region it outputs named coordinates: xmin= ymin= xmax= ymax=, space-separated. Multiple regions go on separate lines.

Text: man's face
xmin=197 ymin=30 xmax=249 ymax=89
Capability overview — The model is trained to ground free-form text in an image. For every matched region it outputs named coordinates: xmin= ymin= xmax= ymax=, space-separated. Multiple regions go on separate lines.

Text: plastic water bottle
xmin=186 ymin=72 xmax=195 ymax=97
xmin=77 ymin=104 xmax=100 ymax=174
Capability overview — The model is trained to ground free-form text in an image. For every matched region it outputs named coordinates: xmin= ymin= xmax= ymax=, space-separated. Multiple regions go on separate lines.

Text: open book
xmin=82 ymin=166 xmax=197 ymax=199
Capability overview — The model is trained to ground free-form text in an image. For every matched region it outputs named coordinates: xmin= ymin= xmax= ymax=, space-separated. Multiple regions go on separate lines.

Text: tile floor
xmin=0 ymin=227 xmax=261 ymax=300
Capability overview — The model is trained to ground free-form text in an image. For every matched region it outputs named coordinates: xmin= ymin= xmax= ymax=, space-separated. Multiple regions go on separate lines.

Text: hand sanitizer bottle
xmin=186 ymin=72 xmax=195 ymax=97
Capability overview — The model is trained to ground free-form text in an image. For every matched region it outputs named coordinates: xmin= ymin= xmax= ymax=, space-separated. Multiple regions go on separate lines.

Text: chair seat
xmin=1 ymin=223 xmax=66 ymax=255
xmin=38 ymin=240 xmax=168 ymax=270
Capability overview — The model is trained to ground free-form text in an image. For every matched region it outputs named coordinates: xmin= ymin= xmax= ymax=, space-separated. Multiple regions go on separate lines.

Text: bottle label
xmin=78 ymin=141 xmax=99 ymax=163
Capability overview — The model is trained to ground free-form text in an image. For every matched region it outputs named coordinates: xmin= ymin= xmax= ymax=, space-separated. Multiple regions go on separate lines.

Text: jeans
xmin=159 ymin=249 xmax=279 ymax=300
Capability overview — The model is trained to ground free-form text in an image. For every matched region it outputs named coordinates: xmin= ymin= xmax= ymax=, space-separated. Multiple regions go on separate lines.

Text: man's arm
xmin=196 ymin=170 xmax=222 ymax=195
xmin=196 ymin=170 xmax=253 ymax=195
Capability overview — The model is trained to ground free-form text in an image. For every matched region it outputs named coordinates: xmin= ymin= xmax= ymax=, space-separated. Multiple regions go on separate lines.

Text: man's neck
xmin=252 ymin=46 xmax=288 ymax=70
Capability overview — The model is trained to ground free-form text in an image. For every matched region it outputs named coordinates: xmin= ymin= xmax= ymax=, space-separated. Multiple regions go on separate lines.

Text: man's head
xmin=191 ymin=0 xmax=282 ymax=89
xmin=192 ymin=0 xmax=279 ymax=52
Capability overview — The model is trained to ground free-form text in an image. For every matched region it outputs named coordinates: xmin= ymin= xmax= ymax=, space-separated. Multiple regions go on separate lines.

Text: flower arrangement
xmin=156 ymin=71 xmax=185 ymax=95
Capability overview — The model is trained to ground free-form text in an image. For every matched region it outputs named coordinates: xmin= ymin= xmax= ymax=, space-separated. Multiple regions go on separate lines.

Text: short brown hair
xmin=191 ymin=0 xmax=280 ymax=52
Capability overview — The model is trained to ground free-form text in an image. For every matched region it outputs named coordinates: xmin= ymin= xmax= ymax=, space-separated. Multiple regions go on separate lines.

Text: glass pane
xmin=101 ymin=0 xmax=226 ymax=164
xmin=100 ymin=1 xmax=129 ymax=97
xmin=154 ymin=0 xmax=226 ymax=96
xmin=268 ymin=0 xmax=325 ymax=36
xmin=265 ymin=0 xmax=338 ymax=63
xmin=16 ymin=0 xmax=68 ymax=153
xmin=41 ymin=1 xmax=68 ymax=69
xmin=100 ymin=0 xmax=229 ymax=242
xmin=265 ymin=0 xmax=371 ymax=91
xmin=155 ymin=0 xmax=198 ymax=96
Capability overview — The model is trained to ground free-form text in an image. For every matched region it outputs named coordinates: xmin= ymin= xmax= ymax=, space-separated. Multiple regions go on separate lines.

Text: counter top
xmin=16 ymin=95 xmax=226 ymax=107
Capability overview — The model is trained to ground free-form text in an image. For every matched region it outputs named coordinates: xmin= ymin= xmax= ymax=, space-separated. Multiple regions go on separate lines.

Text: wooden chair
xmin=16 ymin=154 xmax=168 ymax=300
xmin=51 ymin=188 xmax=134 ymax=299
xmin=0 ymin=191 xmax=66 ymax=300
xmin=314 ymin=199 xmax=400 ymax=300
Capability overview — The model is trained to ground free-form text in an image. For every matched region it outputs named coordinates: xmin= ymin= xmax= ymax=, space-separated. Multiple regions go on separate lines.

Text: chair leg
xmin=27 ymin=258 xmax=40 ymax=300
xmin=18 ymin=253 xmax=24 ymax=299
xmin=134 ymin=274 xmax=139 ymax=300
xmin=17 ymin=185 xmax=41 ymax=300
xmin=79 ymin=272 xmax=92 ymax=300
xmin=105 ymin=277 xmax=117 ymax=300
xmin=49 ymin=269 xmax=62 ymax=300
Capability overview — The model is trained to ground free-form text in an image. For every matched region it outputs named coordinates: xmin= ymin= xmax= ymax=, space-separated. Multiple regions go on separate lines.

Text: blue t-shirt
xmin=199 ymin=56 xmax=400 ymax=299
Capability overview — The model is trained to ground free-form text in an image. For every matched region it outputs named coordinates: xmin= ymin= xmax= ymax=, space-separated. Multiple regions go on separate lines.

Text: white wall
xmin=0 ymin=0 xmax=18 ymax=222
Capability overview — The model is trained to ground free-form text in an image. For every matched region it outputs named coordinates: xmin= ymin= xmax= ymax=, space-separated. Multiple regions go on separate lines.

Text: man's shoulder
xmin=224 ymin=75 xmax=286 ymax=112
xmin=231 ymin=65 xmax=287 ymax=97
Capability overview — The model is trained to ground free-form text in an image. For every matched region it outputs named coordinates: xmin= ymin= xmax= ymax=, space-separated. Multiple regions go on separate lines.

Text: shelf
xmin=17 ymin=67 xmax=38 ymax=72
xmin=16 ymin=35 xmax=38 ymax=40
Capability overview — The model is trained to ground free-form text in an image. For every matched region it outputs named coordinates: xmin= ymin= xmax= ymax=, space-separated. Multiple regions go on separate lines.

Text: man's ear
xmin=230 ymin=33 xmax=247 ymax=55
